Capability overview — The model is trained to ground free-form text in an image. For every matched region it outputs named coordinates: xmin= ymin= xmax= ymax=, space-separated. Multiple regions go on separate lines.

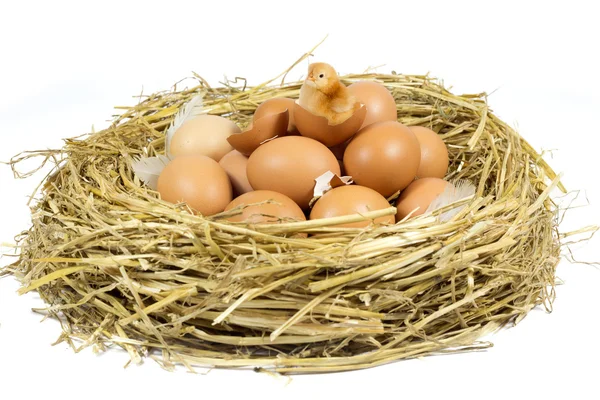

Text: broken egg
xmin=227 ymin=110 xmax=289 ymax=156
xmin=293 ymin=102 xmax=367 ymax=147
xmin=254 ymin=98 xmax=299 ymax=135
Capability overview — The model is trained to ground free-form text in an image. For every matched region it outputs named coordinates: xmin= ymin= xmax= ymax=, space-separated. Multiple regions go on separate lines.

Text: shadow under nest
xmin=4 ymin=70 xmax=562 ymax=374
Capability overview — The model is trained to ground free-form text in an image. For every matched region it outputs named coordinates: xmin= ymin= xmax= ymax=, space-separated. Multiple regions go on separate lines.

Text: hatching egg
xmin=343 ymin=121 xmax=421 ymax=197
xmin=225 ymin=190 xmax=306 ymax=224
xmin=218 ymin=150 xmax=253 ymax=196
xmin=157 ymin=155 xmax=232 ymax=216
xmin=254 ymin=98 xmax=299 ymax=135
xmin=395 ymin=177 xmax=450 ymax=221
xmin=310 ymin=185 xmax=395 ymax=228
xmin=410 ymin=126 xmax=449 ymax=179
xmin=227 ymin=110 xmax=288 ymax=156
xmin=294 ymin=102 xmax=367 ymax=147
xmin=348 ymin=81 xmax=397 ymax=129
xmin=246 ymin=136 xmax=340 ymax=209
xmin=169 ymin=115 xmax=241 ymax=161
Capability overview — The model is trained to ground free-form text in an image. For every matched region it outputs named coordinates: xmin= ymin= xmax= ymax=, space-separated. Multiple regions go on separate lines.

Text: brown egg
xmin=310 ymin=185 xmax=395 ymax=228
xmin=328 ymin=137 xmax=353 ymax=160
xmin=225 ymin=190 xmax=306 ymax=224
xmin=348 ymin=81 xmax=397 ymax=129
xmin=247 ymin=136 xmax=340 ymax=209
xmin=157 ymin=155 xmax=232 ymax=216
xmin=227 ymin=110 xmax=288 ymax=156
xmin=254 ymin=98 xmax=299 ymax=135
xmin=410 ymin=126 xmax=449 ymax=179
xmin=395 ymin=178 xmax=450 ymax=221
xmin=294 ymin=102 xmax=367 ymax=147
xmin=170 ymin=115 xmax=241 ymax=161
xmin=344 ymin=121 xmax=421 ymax=197
xmin=218 ymin=150 xmax=253 ymax=197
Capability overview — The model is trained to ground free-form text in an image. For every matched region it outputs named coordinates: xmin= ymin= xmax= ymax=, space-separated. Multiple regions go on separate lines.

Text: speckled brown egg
xmin=254 ymin=98 xmax=299 ymax=135
xmin=218 ymin=150 xmax=253 ymax=196
xmin=343 ymin=121 xmax=421 ymax=197
xmin=348 ymin=81 xmax=397 ymax=129
xmin=157 ymin=155 xmax=232 ymax=216
xmin=169 ymin=115 xmax=241 ymax=161
xmin=246 ymin=136 xmax=340 ymax=209
xmin=410 ymin=126 xmax=449 ymax=179
xmin=225 ymin=190 xmax=306 ymax=224
xmin=310 ymin=185 xmax=395 ymax=228
xmin=395 ymin=177 xmax=450 ymax=221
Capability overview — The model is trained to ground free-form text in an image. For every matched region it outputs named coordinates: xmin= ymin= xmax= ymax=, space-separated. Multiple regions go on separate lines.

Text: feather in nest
xmin=131 ymin=155 xmax=171 ymax=190
xmin=131 ymin=93 xmax=206 ymax=190
xmin=425 ymin=180 xmax=476 ymax=222
xmin=165 ymin=92 xmax=206 ymax=158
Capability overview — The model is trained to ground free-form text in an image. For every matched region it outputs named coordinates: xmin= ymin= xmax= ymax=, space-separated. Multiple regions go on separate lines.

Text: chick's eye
xmin=319 ymin=74 xmax=324 ymax=78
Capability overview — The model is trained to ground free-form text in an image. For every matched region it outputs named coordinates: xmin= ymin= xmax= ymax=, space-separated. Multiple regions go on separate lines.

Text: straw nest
xmin=3 ymin=58 xmax=564 ymax=374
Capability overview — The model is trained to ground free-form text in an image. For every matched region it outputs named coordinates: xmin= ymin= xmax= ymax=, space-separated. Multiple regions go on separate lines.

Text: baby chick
xmin=299 ymin=62 xmax=358 ymax=125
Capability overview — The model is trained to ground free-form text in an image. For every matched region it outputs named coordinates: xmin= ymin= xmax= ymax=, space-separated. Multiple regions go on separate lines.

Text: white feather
xmin=165 ymin=93 xmax=206 ymax=158
xmin=131 ymin=155 xmax=171 ymax=190
xmin=425 ymin=180 xmax=476 ymax=222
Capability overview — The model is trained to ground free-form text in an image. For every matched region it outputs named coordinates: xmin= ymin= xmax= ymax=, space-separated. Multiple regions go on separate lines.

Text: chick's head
xmin=307 ymin=62 xmax=339 ymax=92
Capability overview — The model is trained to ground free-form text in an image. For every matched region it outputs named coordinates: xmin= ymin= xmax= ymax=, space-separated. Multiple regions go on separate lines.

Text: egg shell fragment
xmin=227 ymin=110 xmax=289 ymax=156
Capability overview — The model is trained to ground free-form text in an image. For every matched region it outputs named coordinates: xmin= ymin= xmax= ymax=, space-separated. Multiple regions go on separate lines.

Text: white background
xmin=1 ymin=1 xmax=599 ymax=399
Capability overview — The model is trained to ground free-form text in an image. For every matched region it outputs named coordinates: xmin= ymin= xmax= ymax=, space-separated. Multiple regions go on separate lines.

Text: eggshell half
xmin=227 ymin=110 xmax=289 ymax=156
xmin=294 ymin=102 xmax=367 ymax=147
xmin=254 ymin=98 xmax=299 ymax=135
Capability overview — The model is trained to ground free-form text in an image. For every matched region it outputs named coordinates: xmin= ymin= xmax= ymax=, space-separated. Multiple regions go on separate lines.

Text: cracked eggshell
xmin=227 ymin=110 xmax=289 ymax=156
xmin=293 ymin=102 xmax=367 ymax=147
xmin=310 ymin=185 xmax=395 ymax=228
xmin=246 ymin=136 xmax=340 ymax=209
xmin=254 ymin=98 xmax=299 ymax=135
xmin=169 ymin=115 xmax=241 ymax=161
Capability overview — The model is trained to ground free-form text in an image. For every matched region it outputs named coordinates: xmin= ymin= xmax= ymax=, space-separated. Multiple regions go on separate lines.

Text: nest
xmin=3 ymin=60 xmax=564 ymax=374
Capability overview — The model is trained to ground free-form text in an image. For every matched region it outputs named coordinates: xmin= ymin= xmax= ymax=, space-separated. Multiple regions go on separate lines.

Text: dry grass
xmin=2 ymin=49 xmax=566 ymax=373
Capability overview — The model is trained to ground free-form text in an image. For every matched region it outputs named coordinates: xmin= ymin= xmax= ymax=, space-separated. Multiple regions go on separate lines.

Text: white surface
xmin=1 ymin=1 xmax=599 ymax=399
